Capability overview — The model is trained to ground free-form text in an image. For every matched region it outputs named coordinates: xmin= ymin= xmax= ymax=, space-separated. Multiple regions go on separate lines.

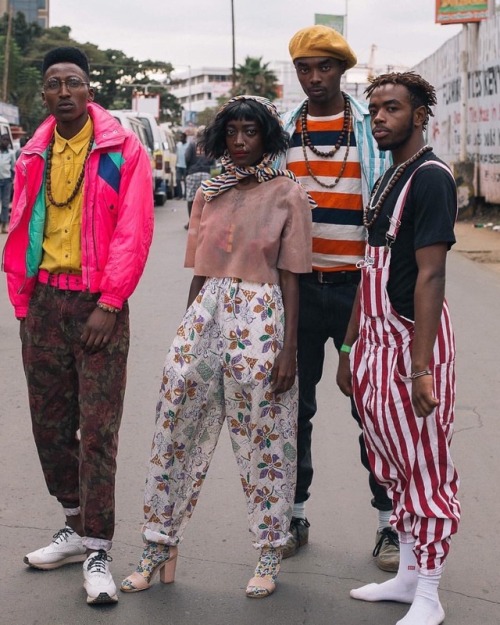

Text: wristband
xmin=410 ymin=369 xmax=432 ymax=380
xmin=97 ymin=302 xmax=120 ymax=314
xmin=340 ymin=344 xmax=352 ymax=354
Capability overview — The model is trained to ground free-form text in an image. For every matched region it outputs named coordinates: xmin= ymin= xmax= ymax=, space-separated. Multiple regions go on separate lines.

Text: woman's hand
xmin=271 ymin=346 xmax=296 ymax=395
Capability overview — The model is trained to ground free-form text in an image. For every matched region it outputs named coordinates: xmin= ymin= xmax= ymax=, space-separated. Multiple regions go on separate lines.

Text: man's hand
xmin=336 ymin=351 xmax=353 ymax=397
xmin=411 ymin=375 xmax=439 ymax=418
xmin=81 ymin=307 xmax=117 ymax=352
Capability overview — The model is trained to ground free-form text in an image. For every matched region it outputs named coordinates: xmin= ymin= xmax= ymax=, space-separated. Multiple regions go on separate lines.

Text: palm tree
xmin=231 ymin=56 xmax=279 ymax=101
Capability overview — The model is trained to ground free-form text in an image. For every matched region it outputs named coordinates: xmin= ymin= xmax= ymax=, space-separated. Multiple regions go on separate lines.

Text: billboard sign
xmin=435 ymin=1 xmax=489 ymax=24
xmin=314 ymin=13 xmax=345 ymax=34
xmin=182 ymin=109 xmax=198 ymax=126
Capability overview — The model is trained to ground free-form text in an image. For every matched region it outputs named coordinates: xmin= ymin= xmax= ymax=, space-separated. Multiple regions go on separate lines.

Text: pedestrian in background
xmin=337 ymin=71 xmax=460 ymax=625
xmin=175 ymin=131 xmax=187 ymax=199
xmin=280 ymin=24 xmax=397 ymax=570
xmin=3 ymin=46 xmax=154 ymax=606
xmin=121 ymin=95 xmax=313 ymax=599
xmin=183 ymin=125 xmax=214 ymax=229
xmin=0 ymin=133 xmax=15 ymax=233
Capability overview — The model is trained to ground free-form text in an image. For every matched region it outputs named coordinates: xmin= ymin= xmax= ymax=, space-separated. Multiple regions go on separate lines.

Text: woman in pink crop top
xmin=122 ymin=96 xmax=313 ymax=599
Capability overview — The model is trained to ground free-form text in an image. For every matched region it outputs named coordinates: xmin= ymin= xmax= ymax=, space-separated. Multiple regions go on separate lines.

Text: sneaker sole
xmin=24 ymin=554 xmax=87 ymax=570
xmin=86 ymin=592 xmax=118 ymax=605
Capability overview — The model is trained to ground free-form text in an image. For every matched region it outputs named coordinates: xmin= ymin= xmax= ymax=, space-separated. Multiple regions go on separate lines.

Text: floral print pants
xmin=22 ymin=283 xmax=129 ymax=545
xmin=142 ymin=278 xmax=298 ymax=549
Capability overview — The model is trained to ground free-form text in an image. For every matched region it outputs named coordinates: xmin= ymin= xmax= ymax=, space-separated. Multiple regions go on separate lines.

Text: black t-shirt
xmin=366 ymin=151 xmax=457 ymax=320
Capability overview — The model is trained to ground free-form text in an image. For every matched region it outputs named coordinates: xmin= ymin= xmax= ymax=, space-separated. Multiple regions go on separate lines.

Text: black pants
xmin=296 ymin=272 xmax=392 ymax=512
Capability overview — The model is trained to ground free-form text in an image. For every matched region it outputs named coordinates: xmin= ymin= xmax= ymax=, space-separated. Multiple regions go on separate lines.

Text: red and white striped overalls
xmin=352 ymin=162 xmax=460 ymax=575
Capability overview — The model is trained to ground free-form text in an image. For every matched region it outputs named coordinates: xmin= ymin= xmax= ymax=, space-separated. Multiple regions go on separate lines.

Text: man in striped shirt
xmin=281 ymin=25 xmax=395 ymax=568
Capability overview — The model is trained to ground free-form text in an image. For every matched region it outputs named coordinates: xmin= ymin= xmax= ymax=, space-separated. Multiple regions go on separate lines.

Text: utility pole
xmin=2 ymin=5 xmax=13 ymax=102
xmin=459 ymin=24 xmax=468 ymax=162
xmin=231 ymin=0 xmax=236 ymax=89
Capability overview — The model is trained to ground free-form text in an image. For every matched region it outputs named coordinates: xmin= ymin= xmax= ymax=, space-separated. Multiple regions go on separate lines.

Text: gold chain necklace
xmin=45 ymin=134 xmax=94 ymax=208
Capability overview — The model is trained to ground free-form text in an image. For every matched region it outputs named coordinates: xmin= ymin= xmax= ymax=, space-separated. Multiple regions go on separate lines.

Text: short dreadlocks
xmin=365 ymin=71 xmax=437 ymax=130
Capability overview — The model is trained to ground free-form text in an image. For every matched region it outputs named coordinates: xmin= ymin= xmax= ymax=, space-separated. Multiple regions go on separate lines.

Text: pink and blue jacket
xmin=3 ymin=102 xmax=154 ymax=318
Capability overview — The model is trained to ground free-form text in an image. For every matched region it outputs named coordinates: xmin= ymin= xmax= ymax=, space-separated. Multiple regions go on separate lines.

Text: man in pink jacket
xmin=3 ymin=47 xmax=154 ymax=605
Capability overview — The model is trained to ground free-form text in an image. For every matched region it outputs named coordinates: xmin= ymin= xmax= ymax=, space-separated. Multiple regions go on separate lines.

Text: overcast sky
xmin=50 ymin=0 xmax=462 ymax=72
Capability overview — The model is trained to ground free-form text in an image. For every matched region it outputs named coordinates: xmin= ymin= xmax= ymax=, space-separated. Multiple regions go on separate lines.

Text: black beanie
xmin=42 ymin=47 xmax=90 ymax=77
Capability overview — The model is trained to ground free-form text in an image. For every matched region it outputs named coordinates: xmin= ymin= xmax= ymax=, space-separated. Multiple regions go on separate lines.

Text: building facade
xmin=0 ymin=0 xmax=49 ymax=28
xmin=414 ymin=8 xmax=500 ymax=205
xmin=169 ymin=67 xmax=233 ymax=125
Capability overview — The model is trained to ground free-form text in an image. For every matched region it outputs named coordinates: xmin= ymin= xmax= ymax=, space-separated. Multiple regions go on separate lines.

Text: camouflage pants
xmin=21 ymin=283 xmax=129 ymax=543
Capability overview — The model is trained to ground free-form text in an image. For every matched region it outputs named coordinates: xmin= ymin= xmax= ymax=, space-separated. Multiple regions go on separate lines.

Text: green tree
xmin=0 ymin=15 xmax=182 ymax=130
xmin=196 ymin=106 xmax=217 ymax=127
xmin=231 ymin=56 xmax=279 ymax=101
xmin=0 ymin=11 xmax=42 ymax=55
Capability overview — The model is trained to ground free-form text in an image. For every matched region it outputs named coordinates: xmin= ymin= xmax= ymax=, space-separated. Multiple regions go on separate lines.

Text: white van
xmin=113 ymin=110 xmax=171 ymax=206
xmin=109 ymin=110 xmax=155 ymax=198
xmin=159 ymin=124 xmax=178 ymax=199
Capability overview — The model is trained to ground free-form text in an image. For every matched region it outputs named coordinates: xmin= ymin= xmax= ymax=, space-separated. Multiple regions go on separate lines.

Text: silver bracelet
xmin=410 ymin=369 xmax=432 ymax=380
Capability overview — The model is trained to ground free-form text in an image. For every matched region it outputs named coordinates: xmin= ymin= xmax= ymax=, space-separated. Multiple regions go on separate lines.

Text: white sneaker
xmin=24 ymin=526 xmax=87 ymax=570
xmin=83 ymin=550 xmax=118 ymax=604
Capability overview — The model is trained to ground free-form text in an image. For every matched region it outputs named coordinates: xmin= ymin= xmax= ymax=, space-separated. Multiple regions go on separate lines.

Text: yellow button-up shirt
xmin=40 ymin=117 xmax=93 ymax=274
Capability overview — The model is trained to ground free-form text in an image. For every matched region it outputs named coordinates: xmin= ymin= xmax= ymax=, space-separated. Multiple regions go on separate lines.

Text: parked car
xmin=108 ymin=110 xmax=155 ymax=199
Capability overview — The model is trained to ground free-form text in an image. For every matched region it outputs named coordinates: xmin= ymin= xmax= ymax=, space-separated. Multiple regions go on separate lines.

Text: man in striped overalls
xmin=337 ymin=72 xmax=460 ymax=625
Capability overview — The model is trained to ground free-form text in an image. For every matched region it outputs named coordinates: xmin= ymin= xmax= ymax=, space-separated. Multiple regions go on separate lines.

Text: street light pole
xmin=2 ymin=6 xmax=13 ymax=102
xmin=172 ymin=65 xmax=192 ymax=125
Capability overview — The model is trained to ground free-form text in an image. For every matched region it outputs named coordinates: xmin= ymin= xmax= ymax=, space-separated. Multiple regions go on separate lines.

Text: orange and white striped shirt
xmin=287 ymin=111 xmax=365 ymax=272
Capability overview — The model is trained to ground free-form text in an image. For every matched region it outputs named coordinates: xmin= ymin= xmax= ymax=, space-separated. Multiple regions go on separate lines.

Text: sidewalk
xmin=454 ymin=219 xmax=500 ymax=273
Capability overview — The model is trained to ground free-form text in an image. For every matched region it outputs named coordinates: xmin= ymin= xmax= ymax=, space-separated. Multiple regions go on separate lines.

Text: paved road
xmin=1 ymin=199 xmax=499 ymax=624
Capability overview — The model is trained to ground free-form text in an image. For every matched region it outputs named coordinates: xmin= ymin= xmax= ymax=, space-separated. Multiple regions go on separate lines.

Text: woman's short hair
xmin=201 ymin=98 xmax=289 ymax=159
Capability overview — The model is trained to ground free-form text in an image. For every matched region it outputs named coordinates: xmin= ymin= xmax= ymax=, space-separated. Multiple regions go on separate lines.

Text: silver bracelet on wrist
xmin=410 ymin=369 xmax=432 ymax=380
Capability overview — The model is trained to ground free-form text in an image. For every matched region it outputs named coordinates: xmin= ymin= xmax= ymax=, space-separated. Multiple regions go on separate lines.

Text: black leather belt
xmin=302 ymin=269 xmax=361 ymax=285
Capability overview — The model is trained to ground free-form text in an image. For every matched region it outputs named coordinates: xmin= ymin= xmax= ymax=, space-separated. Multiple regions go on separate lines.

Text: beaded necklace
xmin=363 ymin=145 xmax=432 ymax=229
xmin=300 ymin=95 xmax=352 ymax=189
xmin=45 ymin=134 xmax=94 ymax=208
